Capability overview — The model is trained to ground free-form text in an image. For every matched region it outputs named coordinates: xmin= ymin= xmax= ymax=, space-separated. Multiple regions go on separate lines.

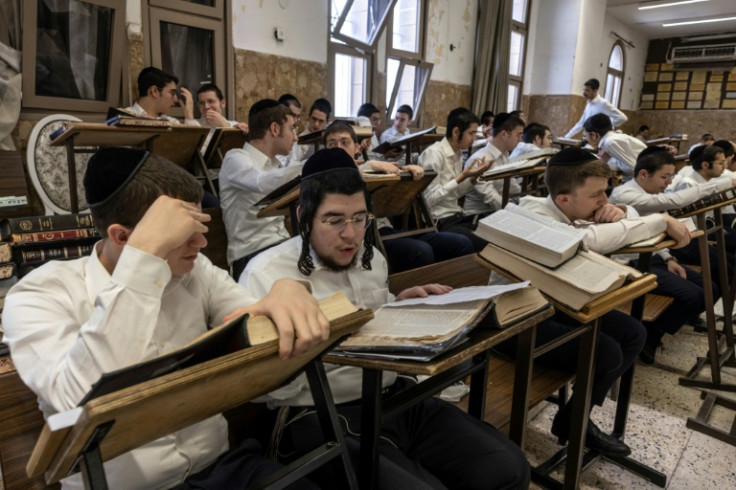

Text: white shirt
xmin=240 ymin=236 xmax=396 ymax=406
xmin=518 ymin=195 xmax=667 ymax=255
xmin=564 ymin=95 xmax=628 ymax=139
xmin=380 ymin=125 xmax=410 ymax=144
xmin=509 ymin=142 xmax=540 ymax=159
xmin=124 ymin=102 xmax=201 ymax=126
xmin=2 ymin=245 xmax=256 ymax=489
xmin=611 ymin=176 xmax=733 ymax=215
xmin=600 ymin=131 xmax=647 ymax=182
xmin=463 ymin=143 xmax=520 ymax=215
xmin=219 ymin=143 xmax=301 ymax=264
xmin=419 ymin=138 xmax=474 ymax=221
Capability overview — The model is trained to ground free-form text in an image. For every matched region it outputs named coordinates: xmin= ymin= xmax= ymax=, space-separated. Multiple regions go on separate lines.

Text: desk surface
xmin=478 ymin=165 xmax=546 ymax=182
xmin=324 ymin=306 xmax=554 ymax=376
xmin=50 ymin=122 xmax=169 ymax=147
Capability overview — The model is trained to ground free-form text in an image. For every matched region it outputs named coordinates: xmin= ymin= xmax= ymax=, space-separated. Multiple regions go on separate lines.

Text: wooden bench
xmin=616 ymin=293 xmax=674 ymax=323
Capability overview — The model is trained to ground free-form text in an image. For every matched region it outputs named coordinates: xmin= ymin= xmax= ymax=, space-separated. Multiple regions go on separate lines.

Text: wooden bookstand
xmin=202 ymin=127 xmax=249 ymax=169
xmin=26 ymin=324 xmax=365 ymax=489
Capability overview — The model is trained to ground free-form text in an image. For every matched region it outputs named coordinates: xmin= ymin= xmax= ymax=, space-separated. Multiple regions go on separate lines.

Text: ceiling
xmin=606 ymin=0 xmax=736 ymax=39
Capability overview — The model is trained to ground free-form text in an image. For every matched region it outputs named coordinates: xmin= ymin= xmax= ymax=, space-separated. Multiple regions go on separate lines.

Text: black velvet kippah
xmin=84 ymin=147 xmax=150 ymax=208
xmin=301 ymin=148 xmax=359 ymax=182
xmin=585 ymin=113 xmax=612 ymax=134
xmin=249 ymin=98 xmax=280 ymax=117
xmin=548 ymin=147 xmax=598 ymax=167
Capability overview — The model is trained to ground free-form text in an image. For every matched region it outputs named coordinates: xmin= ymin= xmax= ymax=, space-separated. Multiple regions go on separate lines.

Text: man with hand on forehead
xmin=239 ymin=148 xmax=530 ymax=490
xmin=2 ymin=147 xmax=326 ymax=489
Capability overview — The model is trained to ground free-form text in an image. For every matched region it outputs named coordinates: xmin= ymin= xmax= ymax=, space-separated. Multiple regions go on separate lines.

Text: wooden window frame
xmin=328 ymin=42 xmax=374 ymax=118
xmin=149 ymin=0 xmax=224 ymax=19
xmin=605 ymin=41 xmax=625 ymax=108
xmin=508 ymin=0 xmax=531 ymax=112
xmin=332 ymin=0 xmax=398 ymax=53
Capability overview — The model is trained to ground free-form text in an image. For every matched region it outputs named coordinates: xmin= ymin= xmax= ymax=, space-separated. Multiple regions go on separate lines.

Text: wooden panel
xmin=0 ymin=368 xmax=58 ymax=489
xmin=387 ymin=254 xmax=492 ymax=295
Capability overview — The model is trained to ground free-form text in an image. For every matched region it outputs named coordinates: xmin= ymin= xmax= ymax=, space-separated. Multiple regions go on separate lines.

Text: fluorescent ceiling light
xmin=639 ymin=0 xmax=709 ymax=10
xmin=663 ymin=16 xmax=736 ymax=27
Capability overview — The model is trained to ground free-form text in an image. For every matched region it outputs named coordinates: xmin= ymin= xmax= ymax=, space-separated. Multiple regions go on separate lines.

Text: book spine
xmin=16 ymin=244 xmax=95 ymax=265
xmin=1 ymin=215 xmax=95 ymax=238
xmin=0 ymin=262 xmax=15 ymax=279
xmin=10 ymin=228 xmax=99 ymax=245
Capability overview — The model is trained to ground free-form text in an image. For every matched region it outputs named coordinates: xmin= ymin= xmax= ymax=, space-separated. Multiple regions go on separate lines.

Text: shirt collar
xmin=244 ymin=142 xmax=280 ymax=169
xmin=439 ymin=137 xmax=461 ymax=159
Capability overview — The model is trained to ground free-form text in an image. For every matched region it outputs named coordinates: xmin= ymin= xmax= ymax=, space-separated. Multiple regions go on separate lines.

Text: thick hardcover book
xmin=15 ymin=243 xmax=95 ymax=265
xmin=9 ymin=228 xmax=99 ymax=246
xmin=1 ymin=215 xmax=95 ymax=239
xmin=79 ymin=292 xmax=366 ymax=404
xmin=104 ymin=107 xmax=170 ymax=128
xmin=371 ymin=126 xmax=437 ymax=155
xmin=668 ymin=188 xmax=736 ymax=217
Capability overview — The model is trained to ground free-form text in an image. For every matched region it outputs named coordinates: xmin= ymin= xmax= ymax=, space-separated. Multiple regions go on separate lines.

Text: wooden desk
xmin=484 ymin=257 xmax=657 ymax=489
xmin=478 ymin=165 xmax=547 ymax=207
xmin=325 ymin=307 xmax=554 ymax=490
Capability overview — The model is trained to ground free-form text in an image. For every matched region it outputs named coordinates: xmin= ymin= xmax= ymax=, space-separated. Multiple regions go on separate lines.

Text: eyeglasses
xmin=320 ymin=212 xmax=374 ymax=231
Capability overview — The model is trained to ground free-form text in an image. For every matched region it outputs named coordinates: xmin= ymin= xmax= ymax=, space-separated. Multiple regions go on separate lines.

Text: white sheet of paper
xmin=383 ymin=282 xmax=530 ymax=307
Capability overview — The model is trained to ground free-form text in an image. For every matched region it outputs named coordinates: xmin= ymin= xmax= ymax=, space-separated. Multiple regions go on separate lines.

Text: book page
xmin=382 ymin=282 xmax=529 ymax=307
xmin=552 ymin=251 xmax=627 ymax=293
xmin=479 ymin=206 xmax=585 ymax=253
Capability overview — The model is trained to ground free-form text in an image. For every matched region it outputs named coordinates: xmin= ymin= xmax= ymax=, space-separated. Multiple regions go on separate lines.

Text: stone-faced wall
xmin=422 ymin=80 xmax=472 ymax=128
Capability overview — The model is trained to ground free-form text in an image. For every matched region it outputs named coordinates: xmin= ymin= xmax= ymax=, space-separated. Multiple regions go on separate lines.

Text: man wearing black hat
xmin=240 ymin=148 xmax=531 ymax=490
xmin=583 ymin=113 xmax=646 ymax=182
xmin=220 ymin=99 xmax=302 ymax=281
xmin=2 ymin=147 xmax=327 ymax=489
xmin=498 ymin=148 xmax=690 ymax=456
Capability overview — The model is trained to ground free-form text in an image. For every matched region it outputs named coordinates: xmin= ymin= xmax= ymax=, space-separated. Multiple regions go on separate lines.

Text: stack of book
xmin=475 ymin=204 xmax=643 ymax=311
xmin=0 ymin=214 xmax=100 ymax=279
xmin=668 ymin=188 xmax=736 ymax=217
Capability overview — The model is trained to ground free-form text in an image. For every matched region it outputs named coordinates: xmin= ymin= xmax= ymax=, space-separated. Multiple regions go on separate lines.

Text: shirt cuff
xmin=112 ymin=246 xmax=172 ymax=297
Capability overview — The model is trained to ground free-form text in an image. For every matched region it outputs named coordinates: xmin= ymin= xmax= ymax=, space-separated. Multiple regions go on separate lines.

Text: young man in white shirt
xmin=463 ymin=112 xmax=525 ymax=216
xmin=419 ymin=108 xmax=491 ymax=251
xmin=292 ymin=98 xmax=332 ymax=162
xmin=379 ymin=104 xmax=413 ymax=144
xmin=504 ymin=148 xmax=689 ymax=454
xmin=219 ymin=99 xmax=301 ymax=280
xmin=564 ymin=78 xmax=627 ymax=139
xmin=509 ymin=123 xmax=553 ymax=158
xmin=123 ymin=66 xmax=200 ymax=126
xmin=583 ymin=113 xmax=646 ymax=182
xmin=196 ymin=83 xmax=248 ymax=133
xmin=240 ymin=148 xmax=530 ymax=490
xmin=1 ymin=147 xmax=327 ymax=490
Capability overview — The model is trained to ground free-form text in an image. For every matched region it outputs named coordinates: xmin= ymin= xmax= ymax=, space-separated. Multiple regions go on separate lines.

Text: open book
xmin=474 ymin=203 xmax=586 ymax=268
xmin=481 ymin=244 xmax=642 ymax=311
xmin=79 ymin=292 xmax=366 ymax=404
xmin=333 ymin=283 xmax=548 ymax=357
xmin=479 ymin=147 xmax=557 ymax=179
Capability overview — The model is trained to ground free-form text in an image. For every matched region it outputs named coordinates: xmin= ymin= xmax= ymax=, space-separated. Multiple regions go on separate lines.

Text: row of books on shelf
xmin=0 ymin=214 xmax=100 ymax=280
xmin=668 ymin=188 xmax=736 ymax=217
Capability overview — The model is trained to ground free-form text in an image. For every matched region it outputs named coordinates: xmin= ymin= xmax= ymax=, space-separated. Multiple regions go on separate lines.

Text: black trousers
xmin=670 ymin=239 xmax=734 ymax=294
xmin=496 ymin=310 xmax=646 ymax=406
xmin=435 ymin=213 xmax=488 ymax=252
xmin=172 ymin=439 xmax=318 ymax=489
xmin=278 ymin=378 xmax=530 ymax=490
xmin=380 ymin=227 xmax=474 ymax=273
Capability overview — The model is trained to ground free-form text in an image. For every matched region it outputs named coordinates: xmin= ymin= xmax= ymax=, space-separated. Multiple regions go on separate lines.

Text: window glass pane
xmin=34 ymin=0 xmax=113 ymax=100
xmin=159 ymin=21 xmax=214 ymax=93
xmin=334 ymin=52 xmax=366 ymax=117
xmin=386 ymin=57 xmax=400 ymax=108
xmin=392 ymin=0 xmax=419 ymax=53
xmin=512 ymin=0 xmax=527 ymax=23
xmin=609 ymin=45 xmax=623 ymax=70
xmin=334 ymin=0 xmax=393 ymax=45
xmin=509 ymin=31 xmax=524 ymax=77
xmin=507 ymin=84 xmax=519 ymax=113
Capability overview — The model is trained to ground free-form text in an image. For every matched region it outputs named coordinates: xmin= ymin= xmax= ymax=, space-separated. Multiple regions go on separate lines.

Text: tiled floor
xmin=525 ymin=321 xmax=736 ymax=489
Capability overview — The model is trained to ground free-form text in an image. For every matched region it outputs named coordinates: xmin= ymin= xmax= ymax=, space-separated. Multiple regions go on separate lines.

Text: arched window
xmin=604 ymin=42 xmax=625 ymax=108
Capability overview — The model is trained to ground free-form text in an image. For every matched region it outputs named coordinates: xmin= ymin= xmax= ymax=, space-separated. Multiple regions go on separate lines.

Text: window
xmin=605 ymin=42 xmax=625 ymax=108
xmin=145 ymin=1 xmax=228 ymax=120
xmin=507 ymin=0 xmax=530 ymax=113
xmin=329 ymin=0 xmax=397 ymax=118
xmin=21 ymin=0 xmax=126 ymax=112
xmin=385 ymin=0 xmax=431 ymax=123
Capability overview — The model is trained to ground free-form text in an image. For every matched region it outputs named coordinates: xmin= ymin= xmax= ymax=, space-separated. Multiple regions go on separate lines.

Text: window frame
xmin=328 ymin=42 xmax=374 ymax=119
xmin=21 ymin=0 xmax=126 ymax=113
xmin=148 ymin=0 xmax=224 ymax=18
xmin=331 ymin=0 xmax=398 ymax=53
xmin=384 ymin=58 xmax=432 ymax=122
xmin=605 ymin=41 xmax=625 ymax=108
xmin=507 ymin=0 xmax=531 ymax=112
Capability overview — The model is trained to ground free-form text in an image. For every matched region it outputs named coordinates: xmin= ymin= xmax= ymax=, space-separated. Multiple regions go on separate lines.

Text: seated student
xmin=220 ymin=99 xmax=301 ymax=281
xmin=123 ymin=66 xmax=200 ymax=126
xmin=196 ymin=82 xmax=249 ymax=133
xmin=1 ymin=147 xmax=328 ymax=490
xmin=240 ymin=148 xmax=530 ymax=490
xmin=687 ymin=132 xmax=715 ymax=156
xmin=355 ymin=102 xmax=403 ymax=161
xmin=582 ymin=113 xmax=646 ymax=182
xmin=499 ymin=148 xmax=688 ymax=455
xmin=463 ymin=113 xmax=525 ymax=216
xmin=324 ymin=123 xmax=473 ymax=272
xmin=419 ymin=107 xmax=491 ymax=252
xmin=714 ymin=139 xmax=736 ymax=175
xmin=510 ymin=122 xmax=553 ymax=158
xmin=609 ymin=147 xmax=725 ymax=362
xmin=509 ymin=109 xmax=526 ymax=124
xmin=293 ymin=98 xmax=332 ymax=162
xmin=635 ymin=125 xmax=650 ymax=142
xmin=278 ymin=93 xmax=302 ymax=126
xmin=471 ymin=110 xmax=496 ymax=153
xmin=380 ymin=104 xmax=413 ymax=144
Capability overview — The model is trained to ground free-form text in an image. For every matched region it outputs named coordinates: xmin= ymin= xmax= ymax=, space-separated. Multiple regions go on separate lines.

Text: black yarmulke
xmin=301 ymin=148 xmax=359 ymax=182
xmin=548 ymin=147 xmax=598 ymax=167
xmin=584 ymin=113 xmax=612 ymax=134
xmin=84 ymin=147 xmax=150 ymax=208
xmin=249 ymin=98 xmax=280 ymax=117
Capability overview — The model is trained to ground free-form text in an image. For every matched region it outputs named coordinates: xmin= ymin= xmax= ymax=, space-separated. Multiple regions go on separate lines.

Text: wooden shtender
xmin=27 ymin=312 xmax=370 ymax=488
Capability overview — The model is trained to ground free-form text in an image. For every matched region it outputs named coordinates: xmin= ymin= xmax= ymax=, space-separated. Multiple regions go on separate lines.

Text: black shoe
xmin=585 ymin=421 xmax=631 ymax=458
xmin=639 ymin=335 xmax=662 ymax=365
